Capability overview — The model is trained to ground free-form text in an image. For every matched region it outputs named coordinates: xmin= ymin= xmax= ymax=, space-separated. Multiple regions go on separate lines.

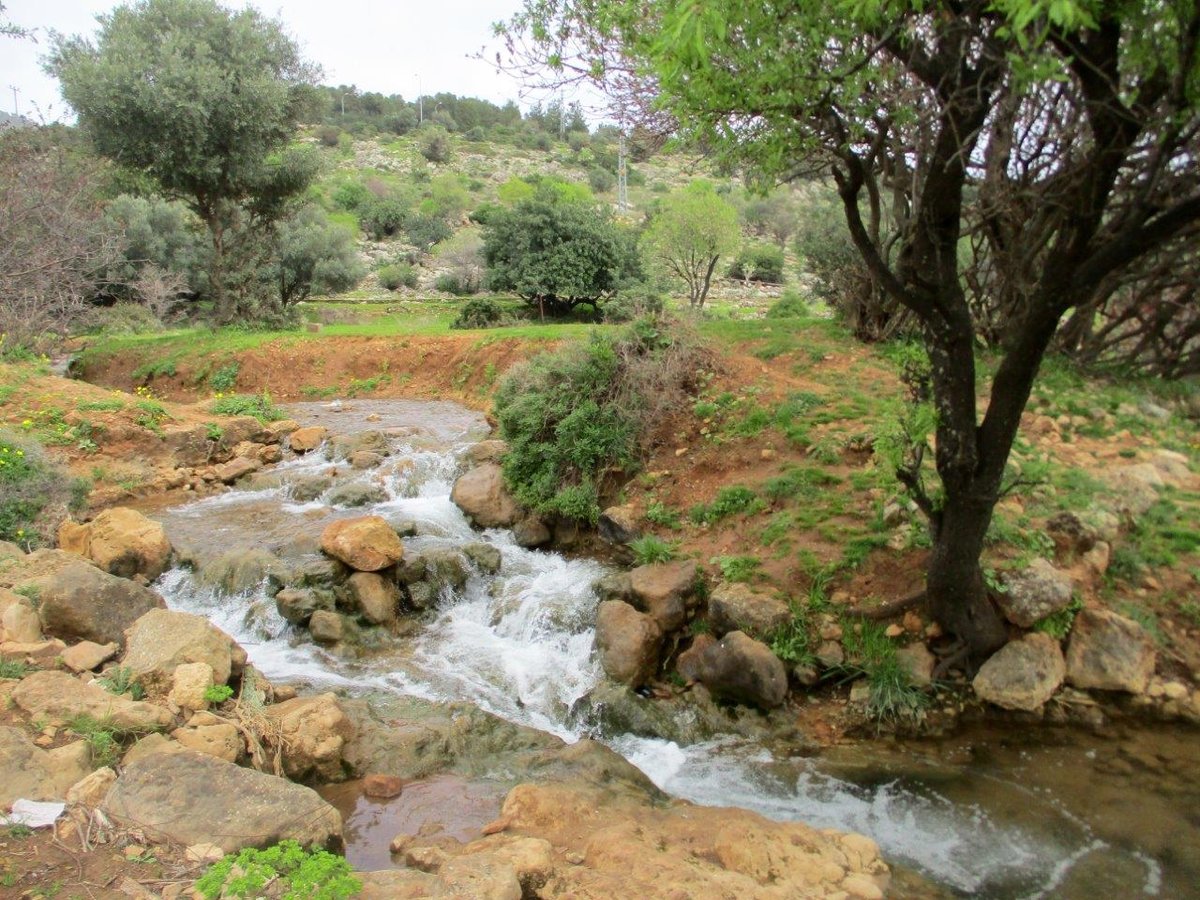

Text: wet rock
xmin=594 ymin=601 xmax=663 ymax=688
xmin=512 ymin=516 xmax=551 ymax=548
xmin=326 ymin=481 xmax=388 ymax=508
xmin=349 ymin=450 xmax=385 ymax=469
xmin=171 ymin=723 xmax=241 ymax=762
xmin=288 ymin=425 xmax=328 ymax=453
xmin=262 ymin=419 xmax=300 ymax=444
xmin=320 ymin=516 xmax=404 ymax=572
xmin=60 ymin=508 xmax=173 ymax=581
xmin=676 ymin=634 xmax=716 ymax=684
xmin=629 ymin=560 xmax=700 ymax=633
xmin=463 ymin=543 xmax=502 ymax=575
xmin=348 ymin=572 xmax=400 ymax=625
xmin=689 ymin=631 xmax=788 ymax=710
xmin=1045 ymin=512 xmax=1097 ymax=556
xmin=707 ymin=582 xmax=790 ymax=640
xmin=195 ymin=548 xmax=280 ymax=595
xmin=598 ymin=505 xmax=642 ymax=546
xmin=0 ymin=726 xmax=92 ymax=807
xmin=1 ymin=593 xmax=42 ymax=643
xmin=363 ymin=774 xmax=404 ymax=799
xmin=289 ymin=474 xmax=334 ymax=502
xmin=309 ymin=610 xmax=345 ymax=644
xmin=593 ymin=572 xmax=634 ymax=604
xmin=12 ymin=670 xmax=173 ymax=730
xmin=1065 ymin=608 xmax=1156 ymax=694
xmin=464 ymin=440 xmax=508 ymax=465
xmin=421 ymin=549 xmax=469 ymax=592
xmin=451 ymin=463 xmax=521 ymax=528
xmin=61 ymin=640 xmax=120 ymax=673
xmin=998 ymin=558 xmax=1074 ymax=628
xmin=263 ymin=693 xmax=355 ymax=783
xmin=328 ymin=431 xmax=389 ymax=461
xmin=973 ymin=633 xmax=1066 ymax=711
xmin=268 ymin=556 xmax=346 ymax=592
xmin=122 ymin=608 xmax=240 ymax=690
xmin=896 ymin=643 xmax=936 ymax=688
xmin=405 ymin=582 xmax=437 ymax=611
xmin=815 ymin=640 xmax=845 ymax=669
xmin=102 ymin=751 xmax=343 ymax=853
xmin=274 ymin=587 xmax=335 ymax=626
xmin=37 ymin=561 xmax=165 ymax=648
xmin=213 ymin=456 xmax=261 ymax=485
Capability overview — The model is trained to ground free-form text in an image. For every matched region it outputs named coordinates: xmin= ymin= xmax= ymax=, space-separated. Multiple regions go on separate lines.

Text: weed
xmin=712 ymin=555 xmax=762 ymax=583
xmin=690 ymin=486 xmax=765 ymax=524
xmin=203 ymin=684 xmax=235 ymax=704
xmin=644 ymin=501 xmax=682 ymax=530
xmin=630 ymin=534 xmax=677 ymax=565
xmin=195 ymin=840 xmax=361 ymax=900
xmin=97 ymin=666 xmax=145 ymax=701
xmin=345 ymin=374 xmax=389 ymax=397
xmin=205 ymin=422 xmax=224 ymax=442
xmin=840 ymin=622 xmax=928 ymax=726
xmin=77 ymin=398 xmax=125 ymax=412
xmin=769 ymin=603 xmax=814 ymax=665
xmin=210 ymin=392 xmax=284 ymax=423
xmin=209 ymin=362 xmax=240 ymax=392
xmin=66 ymin=715 xmax=123 ymax=768
xmin=0 ymin=659 xmax=32 ymax=679
xmin=688 ymin=617 xmax=711 ymax=636
xmin=6 ymin=824 xmax=33 ymax=839
xmin=301 ymin=384 xmax=338 ymax=400
xmin=1118 ymin=602 xmax=1165 ymax=645
xmin=1032 ymin=595 xmax=1084 ymax=640
xmin=134 ymin=398 xmax=170 ymax=434
xmin=763 ymin=465 xmax=841 ymax=502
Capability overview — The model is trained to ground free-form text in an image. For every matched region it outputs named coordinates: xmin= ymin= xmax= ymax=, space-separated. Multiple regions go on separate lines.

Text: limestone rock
xmin=629 ymin=560 xmax=700 ymax=633
xmin=169 ymin=662 xmax=215 ymax=711
xmin=289 ymin=425 xmax=328 ymax=453
xmin=320 ymin=516 xmax=404 ymax=572
xmin=326 ymin=481 xmax=388 ymax=508
xmin=289 ymin=474 xmax=333 ymax=502
xmin=12 ymin=670 xmax=173 ymax=730
xmin=122 ymin=609 xmax=238 ymax=690
xmin=593 ymin=572 xmax=634 ymax=604
xmin=676 ymin=634 xmax=716 ymax=683
xmin=1066 ymin=608 xmax=1156 ymax=694
xmin=463 ymin=542 xmax=502 ymax=575
xmin=172 ymin=723 xmax=241 ymax=762
xmin=262 ymin=419 xmax=300 ymax=444
xmin=998 ymin=558 xmax=1075 ymax=628
xmin=420 ymin=548 xmax=469 ymax=592
xmin=61 ymin=640 xmax=120 ymax=673
xmin=896 ymin=643 xmax=936 ymax=688
xmin=0 ymin=727 xmax=92 ymax=807
xmin=37 ymin=561 xmax=165 ymax=647
xmin=101 ymin=751 xmax=343 ymax=853
xmin=122 ymin=733 xmax=185 ymax=766
xmin=511 ymin=516 xmax=551 ymax=548
xmin=973 ymin=633 xmax=1065 ymax=711
xmin=349 ymin=450 xmax=385 ymax=469
xmin=598 ymin=505 xmax=642 ymax=546
xmin=362 ymin=774 xmax=404 ymax=799
xmin=80 ymin=508 xmax=173 ymax=580
xmin=690 ymin=631 xmax=788 ymax=710
xmin=465 ymin=440 xmax=508 ymax=465
xmin=707 ymin=582 xmax=790 ymax=639
xmin=67 ymin=766 xmax=117 ymax=808
xmin=594 ymin=601 xmax=663 ymax=688
xmin=263 ymin=693 xmax=355 ymax=783
xmin=1 ymin=595 xmax=42 ymax=643
xmin=450 ymin=463 xmax=521 ymax=528
xmin=327 ymin=431 xmax=389 ymax=461
xmin=309 ymin=610 xmax=345 ymax=644
xmin=348 ymin=572 xmax=400 ymax=625
xmin=195 ymin=548 xmax=281 ymax=596
xmin=274 ymin=587 xmax=334 ymax=626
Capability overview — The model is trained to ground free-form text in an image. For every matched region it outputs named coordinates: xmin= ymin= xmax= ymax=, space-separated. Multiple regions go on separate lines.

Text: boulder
xmin=275 ymin=587 xmax=336 ymax=626
xmin=37 ymin=562 xmax=165 ymax=647
xmin=262 ymin=693 xmax=355 ymax=783
xmin=629 ymin=560 xmax=700 ymax=632
xmin=512 ymin=516 xmax=551 ymax=548
xmin=450 ymin=463 xmax=521 ymax=528
xmin=61 ymin=640 xmax=120 ymax=673
xmin=320 ymin=516 xmax=404 ymax=572
xmin=1 ymin=594 xmax=42 ymax=643
xmin=707 ymin=582 xmax=791 ymax=639
xmin=973 ymin=633 xmax=1066 ymax=711
xmin=896 ymin=643 xmax=936 ymax=688
xmin=347 ymin=572 xmax=400 ymax=625
xmin=101 ymin=751 xmax=343 ymax=853
xmin=76 ymin=508 xmax=173 ymax=580
xmin=598 ymin=505 xmax=642 ymax=546
xmin=213 ymin=456 xmax=261 ymax=484
xmin=262 ymin=419 xmax=300 ymax=444
xmin=122 ymin=609 xmax=239 ymax=690
xmin=122 ymin=733 xmax=185 ymax=766
xmin=327 ymin=431 xmax=389 ymax=461
xmin=594 ymin=601 xmax=663 ymax=688
xmin=464 ymin=440 xmax=508 ymax=465
xmin=593 ymin=572 xmax=634 ymax=604
xmin=463 ymin=543 xmax=502 ymax=575
xmin=690 ymin=631 xmax=788 ymax=710
xmin=1065 ymin=608 xmax=1156 ymax=694
xmin=12 ymin=670 xmax=174 ymax=730
xmin=0 ymin=727 xmax=92 ymax=807
xmin=168 ymin=662 xmax=215 ymax=711
xmin=0 ymin=548 xmax=80 ymax=589
xmin=288 ymin=425 xmax=328 ymax=453
xmin=421 ymin=549 xmax=469 ymax=592
xmin=326 ymin=481 xmax=388 ymax=508
xmin=349 ymin=450 xmax=385 ymax=469
xmin=171 ymin=723 xmax=241 ymax=762
xmin=67 ymin=767 xmax=117 ymax=808
xmin=195 ymin=548 xmax=280 ymax=595
xmin=676 ymin=634 xmax=716 ymax=683
xmin=309 ymin=610 xmax=345 ymax=644
xmin=998 ymin=558 xmax=1074 ymax=628
xmin=289 ymin=474 xmax=333 ymax=502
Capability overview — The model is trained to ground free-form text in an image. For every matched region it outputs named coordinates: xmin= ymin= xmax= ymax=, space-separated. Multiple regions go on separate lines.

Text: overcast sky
xmin=1 ymin=0 xmax=552 ymax=123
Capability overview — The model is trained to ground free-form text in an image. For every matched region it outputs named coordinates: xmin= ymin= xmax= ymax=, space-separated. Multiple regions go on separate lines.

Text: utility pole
xmin=559 ymin=91 xmax=565 ymax=140
xmin=415 ymin=74 xmax=423 ymax=126
xmin=8 ymin=85 xmax=19 ymax=117
xmin=617 ymin=131 xmax=629 ymax=212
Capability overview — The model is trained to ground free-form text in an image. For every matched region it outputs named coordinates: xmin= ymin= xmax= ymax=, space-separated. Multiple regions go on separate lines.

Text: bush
xmin=403 ymin=213 xmax=453 ymax=250
xmin=317 ymin=125 xmax=341 ymax=147
xmin=331 ymin=181 xmax=370 ymax=212
xmin=195 ymin=840 xmax=360 ymax=900
xmin=603 ymin=287 xmax=665 ymax=323
xmin=729 ymin=243 xmax=786 ymax=283
xmin=209 ymin=392 xmax=283 ymax=422
xmin=273 ymin=205 xmax=365 ymax=304
xmin=378 ymin=264 xmax=418 ymax=291
xmin=82 ymin=302 xmax=165 ymax=336
xmin=469 ymin=202 xmax=505 ymax=226
xmin=451 ymin=297 xmax=506 ymax=329
xmin=587 ymin=166 xmax=616 ymax=193
xmin=360 ymin=196 xmax=407 ymax=240
xmin=631 ymin=534 xmax=676 ymax=564
xmin=418 ymin=125 xmax=453 ymax=163
xmin=435 ymin=272 xmax=480 ymax=296
xmin=765 ymin=289 xmax=810 ymax=319
xmin=0 ymin=429 xmax=89 ymax=548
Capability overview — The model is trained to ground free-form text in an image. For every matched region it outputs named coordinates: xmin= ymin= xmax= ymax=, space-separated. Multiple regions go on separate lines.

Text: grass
xmin=630 ymin=534 xmax=677 ymax=565
xmin=644 ymin=501 xmax=682 ymax=530
xmin=690 ymin=485 xmax=765 ymax=524
xmin=840 ymin=622 xmax=929 ymax=726
xmin=711 ymin=554 xmax=762 ymax=583
xmin=96 ymin=666 xmax=145 ymax=701
xmin=210 ymin=391 xmax=284 ymax=422
xmin=0 ymin=659 xmax=32 ymax=679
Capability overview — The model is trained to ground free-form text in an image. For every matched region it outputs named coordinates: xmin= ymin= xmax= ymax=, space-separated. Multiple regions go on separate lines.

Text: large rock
xmin=1065 ymin=608 xmax=1156 ymax=694
xmin=594 ymin=601 xmax=663 ymax=688
xmin=690 ymin=631 xmax=789 ymax=709
xmin=61 ymin=640 xmax=120 ymax=673
xmin=12 ymin=670 xmax=174 ymax=730
xmin=263 ymin=693 xmax=355 ymax=783
xmin=320 ymin=516 xmax=404 ymax=572
xmin=998 ymin=558 xmax=1074 ymax=628
xmin=420 ymin=549 xmax=469 ymax=592
xmin=327 ymin=431 xmax=389 ymax=461
xmin=464 ymin=440 xmax=508 ymax=465
xmin=101 ymin=751 xmax=343 ymax=853
xmin=707 ymin=582 xmax=791 ymax=639
xmin=122 ymin=609 xmax=239 ymax=690
xmin=326 ymin=482 xmax=388 ymax=508
xmin=1 ymin=591 xmax=42 ymax=643
xmin=289 ymin=473 xmax=333 ymax=502
xmin=0 ymin=727 xmax=92 ymax=807
xmin=66 ymin=508 xmax=173 ymax=581
xmin=347 ymin=572 xmax=400 ymax=625
xmin=288 ymin=425 xmax=328 ymax=453
xmin=973 ymin=633 xmax=1066 ymax=711
xmin=37 ymin=561 xmax=165 ymax=647
xmin=172 ymin=723 xmax=241 ymax=762
xmin=598 ymin=505 xmax=642 ymax=546
xmin=628 ymin=560 xmax=700 ymax=632
xmin=274 ymin=588 xmax=335 ymax=626
xmin=195 ymin=548 xmax=280 ymax=595
xmin=450 ymin=463 xmax=521 ymax=528
xmin=511 ymin=516 xmax=551 ymax=548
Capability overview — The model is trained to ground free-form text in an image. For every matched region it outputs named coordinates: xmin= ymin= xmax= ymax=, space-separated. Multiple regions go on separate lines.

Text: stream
xmin=147 ymin=400 xmax=1200 ymax=898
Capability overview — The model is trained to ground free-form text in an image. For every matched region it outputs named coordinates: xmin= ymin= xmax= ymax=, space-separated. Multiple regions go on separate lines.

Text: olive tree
xmin=641 ymin=180 xmax=739 ymax=308
xmin=501 ymin=0 xmax=1200 ymax=657
xmin=49 ymin=0 xmax=321 ymax=323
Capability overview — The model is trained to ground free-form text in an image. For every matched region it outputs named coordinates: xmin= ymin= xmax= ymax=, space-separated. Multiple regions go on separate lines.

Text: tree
xmin=483 ymin=184 xmax=638 ymax=317
xmin=641 ymin=181 xmax=739 ymax=308
xmin=272 ymin=205 xmax=365 ymax=305
xmin=49 ymin=0 xmax=321 ymax=323
xmin=502 ymin=0 xmax=1200 ymax=656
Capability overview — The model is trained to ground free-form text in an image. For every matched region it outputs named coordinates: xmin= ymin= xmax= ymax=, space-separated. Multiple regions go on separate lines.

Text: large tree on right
xmin=503 ymin=0 xmax=1200 ymax=656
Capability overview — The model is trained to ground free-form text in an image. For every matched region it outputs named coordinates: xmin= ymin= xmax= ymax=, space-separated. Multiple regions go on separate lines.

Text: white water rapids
xmin=149 ymin=401 xmax=1179 ymax=899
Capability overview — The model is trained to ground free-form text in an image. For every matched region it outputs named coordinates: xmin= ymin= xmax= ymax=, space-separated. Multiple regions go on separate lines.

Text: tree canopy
xmin=641 ymin=180 xmax=739 ymax=308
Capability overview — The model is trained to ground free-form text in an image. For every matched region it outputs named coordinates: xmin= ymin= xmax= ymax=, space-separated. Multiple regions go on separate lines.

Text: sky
xmin=1 ymin=0 xmax=553 ymax=123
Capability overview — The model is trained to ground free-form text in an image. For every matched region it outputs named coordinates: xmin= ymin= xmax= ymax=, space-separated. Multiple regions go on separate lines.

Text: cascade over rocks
xmin=628 ymin=560 xmax=700 ymax=632
xmin=121 ymin=608 xmax=242 ymax=690
xmin=274 ymin=587 xmax=335 ymax=625
xmin=707 ymin=582 xmax=791 ymax=640
xmin=288 ymin=425 xmax=328 ymax=453
xmin=451 ymin=462 xmax=521 ymax=528
xmin=1066 ymin=608 xmax=1157 ymax=694
xmin=594 ymin=600 xmax=663 ymax=688
xmin=687 ymin=631 xmax=789 ymax=710
xmin=973 ymin=633 xmax=1066 ymax=711
xmin=57 ymin=507 xmax=173 ymax=580
xmin=36 ymin=561 xmax=165 ymax=647
xmin=320 ymin=516 xmax=404 ymax=571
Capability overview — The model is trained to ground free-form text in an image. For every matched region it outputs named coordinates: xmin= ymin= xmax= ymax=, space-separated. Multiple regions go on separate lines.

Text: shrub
xmin=451 ymin=297 xmax=506 ymax=329
xmin=435 ymin=272 xmax=480 ymax=296
xmin=195 ymin=840 xmax=360 ymax=900
xmin=403 ymin=213 xmax=453 ymax=250
xmin=378 ymin=264 xmax=418 ymax=291
xmin=587 ymin=166 xmax=616 ymax=193
xmin=690 ymin=486 xmax=765 ymax=524
xmin=210 ymin=363 xmax=240 ymax=392
xmin=418 ymin=125 xmax=453 ymax=164
xmin=82 ymin=302 xmax=166 ymax=336
xmin=273 ymin=205 xmax=365 ymax=303
xmin=360 ymin=196 xmax=407 ymax=240
xmin=331 ymin=181 xmax=370 ymax=212
xmin=765 ymin=289 xmax=810 ymax=319
xmin=603 ymin=287 xmax=665 ymax=323
xmin=0 ymin=428 xmax=88 ymax=548
xmin=209 ymin=392 xmax=283 ymax=422
xmin=469 ymin=202 xmax=505 ymax=226
xmin=317 ymin=125 xmax=341 ymax=147
xmin=631 ymin=534 xmax=677 ymax=564
xmin=729 ymin=243 xmax=786 ymax=283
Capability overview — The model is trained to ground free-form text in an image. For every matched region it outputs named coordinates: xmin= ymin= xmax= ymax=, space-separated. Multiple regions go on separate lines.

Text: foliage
xmin=272 ymin=205 xmax=364 ymax=304
xmin=0 ymin=428 xmax=88 ymax=548
xmin=209 ymin=392 xmax=283 ymax=422
xmin=0 ymin=659 xmax=32 ymax=679
xmin=195 ymin=840 xmax=360 ymax=900
xmin=97 ymin=666 xmax=145 ymax=700
xmin=99 ymin=193 xmax=205 ymax=302
xmin=640 ymin=181 xmax=739 ymax=308
xmin=728 ymin=242 xmax=785 ymax=284
xmin=841 ymin=623 xmax=928 ymax=726
xmin=711 ymin=554 xmax=761 ymax=583
xmin=630 ymin=534 xmax=676 ymax=564
xmin=418 ymin=125 xmax=453 ymax=164
xmin=602 ymin=286 xmax=664 ymax=323
xmin=1033 ymin=596 xmax=1084 ymax=641
xmin=769 ymin=607 xmax=813 ymax=665
xmin=451 ymin=298 xmax=507 ymax=329
xmin=203 ymin=684 xmax=235 ymax=704
xmin=483 ymin=184 xmax=638 ymax=315
xmin=644 ymin=501 xmax=681 ymax=530
xmin=210 ymin=363 xmax=240 ymax=393
xmin=764 ymin=290 xmax=810 ymax=319
xmin=435 ymin=272 xmax=480 ymax=296
xmin=360 ymin=196 xmax=408 ymax=240
xmin=378 ymin=264 xmax=418 ymax=291
xmin=689 ymin=486 xmax=765 ymax=524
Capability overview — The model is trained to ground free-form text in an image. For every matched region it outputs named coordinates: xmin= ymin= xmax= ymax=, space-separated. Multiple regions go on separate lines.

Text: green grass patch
xmin=630 ymin=534 xmax=677 ymax=565
xmin=711 ymin=554 xmax=762 ymax=583
xmin=690 ymin=486 xmax=765 ymax=524
xmin=210 ymin=392 xmax=284 ymax=423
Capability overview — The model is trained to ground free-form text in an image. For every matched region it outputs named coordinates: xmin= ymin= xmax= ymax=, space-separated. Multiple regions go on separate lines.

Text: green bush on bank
xmin=0 ymin=428 xmax=88 ymax=548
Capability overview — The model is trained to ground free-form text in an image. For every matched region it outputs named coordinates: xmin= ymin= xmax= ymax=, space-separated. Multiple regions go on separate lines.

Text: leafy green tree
xmin=641 ymin=181 xmax=739 ymax=308
xmin=502 ymin=0 xmax=1200 ymax=656
xmin=483 ymin=184 xmax=638 ymax=316
xmin=99 ymin=194 xmax=206 ymax=300
xmin=272 ymin=205 xmax=364 ymax=304
xmin=49 ymin=0 xmax=321 ymax=323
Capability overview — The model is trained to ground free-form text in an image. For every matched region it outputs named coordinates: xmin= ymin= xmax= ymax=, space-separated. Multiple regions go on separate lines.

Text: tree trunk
xmin=205 ymin=211 xmax=232 ymax=325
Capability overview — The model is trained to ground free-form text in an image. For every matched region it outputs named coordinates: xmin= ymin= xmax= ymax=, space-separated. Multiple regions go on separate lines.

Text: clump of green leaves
xmin=644 ymin=501 xmax=682 ymax=530
xmin=97 ymin=666 xmax=145 ymax=701
xmin=630 ymin=534 xmax=676 ymax=564
xmin=712 ymin=555 xmax=761 ymax=583
xmin=769 ymin=605 xmax=813 ymax=665
xmin=195 ymin=840 xmax=361 ymax=900
xmin=0 ymin=428 xmax=88 ymax=548
xmin=203 ymin=684 xmax=235 ymax=704
xmin=690 ymin=486 xmax=765 ymax=524
xmin=0 ymin=659 xmax=33 ymax=679
xmin=1032 ymin=595 xmax=1084 ymax=640
xmin=65 ymin=715 xmax=124 ymax=768
xmin=210 ymin=363 xmax=240 ymax=392
xmin=840 ymin=622 xmax=928 ymax=727
xmin=210 ymin=392 xmax=284 ymax=423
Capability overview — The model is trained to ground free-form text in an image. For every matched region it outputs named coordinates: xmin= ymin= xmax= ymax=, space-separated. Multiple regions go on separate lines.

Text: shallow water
xmin=150 ymin=399 xmax=1200 ymax=897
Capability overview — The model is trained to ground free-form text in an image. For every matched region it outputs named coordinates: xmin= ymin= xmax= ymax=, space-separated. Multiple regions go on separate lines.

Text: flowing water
xmin=149 ymin=400 xmax=1200 ymax=898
